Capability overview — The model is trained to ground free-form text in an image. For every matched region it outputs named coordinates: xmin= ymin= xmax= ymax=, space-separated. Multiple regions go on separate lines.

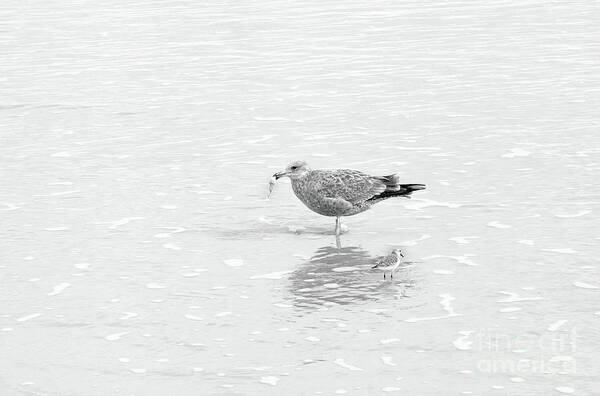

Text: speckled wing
xmin=373 ymin=254 xmax=395 ymax=268
xmin=307 ymin=169 xmax=386 ymax=204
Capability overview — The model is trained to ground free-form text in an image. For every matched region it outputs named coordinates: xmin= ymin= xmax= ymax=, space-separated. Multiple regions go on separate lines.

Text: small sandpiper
xmin=372 ymin=249 xmax=404 ymax=279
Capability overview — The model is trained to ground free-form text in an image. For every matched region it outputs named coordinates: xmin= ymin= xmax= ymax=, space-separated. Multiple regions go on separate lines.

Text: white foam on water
xmin=502 ymin=148 xmax=531 ymax=158
xmin=491 ymin=385 xmax=504 ymax=390
xmin=548 ymin=320 xmax=568 ymax=332
xmin=104 ymin=217 xmax=145 ymax=229
xmin=500 ymin=307 xmax=522 ymax=313
xmin=555 ymin=386 xmax=575 ymax=394
xmin=542 ymin=248 xmax=578 ymax=254
xmin=403 ymin=198 xmax=462 ymax=210
xmin=334 ymin=358 xmax=363 ymax=371
xmin=1 ymin=327 xmax=14 ymax=331
xmin=73 ymin=263 xmax=90 ymax=269
xmin=453 ymin=331 xmax=473 ymax=351
xmin=497 ymin=291 xmax=542 ymax=303
xmin=224 ymin=259 xmax=244 ymax=267
xmin=258 ymin=216 xmax=275 ymax=224
xmin=50 ymin=190 xmax=80 ymax=196
xmin=573 ymin=282 xmax=598 ymax=289
xmin=382 ymin=387 xmax=401 ymax=392
xmin=332 ymin=266 xmax=361 ymax=272
xmin=0 ymin=202 xmax=21 ymax=211
xmin=118 ymin=357 xmax=131 ymax=363
xmin=422 ymin=255 xmax=477 ymax=266
xmin=160 ymin=205 xmax=177 ymax=210
xmin=401 ymin=234 xmax=431 ymax=246
xmin=304 ymin=235 xmax=324 ymax=239
xmin=146 ymin=283 xmax=166 ymax=289
xmin=510 ymin=377 xmax=525 ymax=383
xmin=250 ymin=270 xmax=292 ymax=280
xmin=163 ymin=243 xmax=181 ymax=250
xmin=406 ymin=294 xmax=461 ymax=322
xmin=305 ymin=336 xmax=320 ymax=342
xmin=550 ymin=356 xmax=574 ymax=365
xmin=48 ymin=283 xmax=71 ymax=296
xmin=449 ymin=236 xmax=478 ymax=244
xmin=16 ymin=313 xmax=42 ymax=322
xmin=48 ymin=181 xmax=74 ymax=186
xmin=259 ymin=376 xmax=279 ymax=386
xmin=433 ymin=269 xmax=454 ymax=275
xmin=381 ymin=356 xmax=396 ymax=366
xmin=43 ymin=227 xmax=69 ymax=231
xmin=441 ymin=294 xmax=458 ymax=315
xmin=517 ymin=240 xmax=534 ymax=245
xmin=105 ymin=332 xmax=129 ymax=341
xmin=192 ymin=367 xmax=204 ymax=372
xmin=335 ymin=390 xmax=348 ymax=394
xmin=273 ymin=303 xmax=292 ymax=308
xmin=119 ymin=312 xmax=138 ymax=320
xmin=555 ymin=210 xmax=591 ymax=218
xmin=380 ymin=338 xmax=400 ymax=344
xmin=487 ymin=221 xmax=510 ymax=229
xmin=324 ymin=283 xmax=340 ymax=289
xmin=51 ymin=151 xmax=71 ymax=157
xmin=215 ymin=311 xmax=232 ymax=317
xmin=130 ymin=368 xmax=146 ymax=374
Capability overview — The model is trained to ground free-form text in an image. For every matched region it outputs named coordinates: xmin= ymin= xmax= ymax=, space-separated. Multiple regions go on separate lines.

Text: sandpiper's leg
xmin=335 ymin=217 xmax=341 ymax=236
xmin=383 ymin=273 xmax=386 ymax=280
xmin=391 ymin=272 xmax=393 ymax=279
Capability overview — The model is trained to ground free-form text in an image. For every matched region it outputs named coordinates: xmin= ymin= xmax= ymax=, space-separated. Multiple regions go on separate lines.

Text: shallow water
xmin=2 ymin=0 xmax=600 ymax=395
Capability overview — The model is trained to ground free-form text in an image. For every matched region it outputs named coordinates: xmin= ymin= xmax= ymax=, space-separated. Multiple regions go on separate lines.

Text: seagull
xmin=271 ymin=160 xmax=425 ymax=236
xmin=372 ymin=248 xmax=404 ymax=279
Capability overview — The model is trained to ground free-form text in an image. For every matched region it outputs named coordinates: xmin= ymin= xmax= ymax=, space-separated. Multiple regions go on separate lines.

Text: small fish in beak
xmin=267 ymin=175 xmax=276 ymax=199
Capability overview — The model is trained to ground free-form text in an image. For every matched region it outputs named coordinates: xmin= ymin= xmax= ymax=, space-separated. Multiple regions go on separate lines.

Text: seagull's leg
xmin=383 ymin=273 xmax=386 ymax=280
xmin=335 ymin=217 xmax=341 ymax=237
xmin=335 ymin=234 xmax=342 ymax=249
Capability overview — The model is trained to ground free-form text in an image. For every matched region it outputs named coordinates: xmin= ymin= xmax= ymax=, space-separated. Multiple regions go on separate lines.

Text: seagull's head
xmin=273 ymin=160 xmax=310 ymax=180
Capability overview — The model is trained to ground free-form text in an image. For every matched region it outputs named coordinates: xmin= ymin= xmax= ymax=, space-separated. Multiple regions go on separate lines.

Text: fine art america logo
xmin=475 ymin=327 xmax=577 ymax=375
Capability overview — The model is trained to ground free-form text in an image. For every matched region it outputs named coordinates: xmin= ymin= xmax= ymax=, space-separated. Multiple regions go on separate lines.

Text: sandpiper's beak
xmin=273 ymin=171 xmax=288 ymax=180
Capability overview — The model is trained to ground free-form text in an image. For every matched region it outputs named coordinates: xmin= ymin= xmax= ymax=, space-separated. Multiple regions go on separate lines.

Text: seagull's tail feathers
xmin=369 ymin=176 xmax=425 ymax=201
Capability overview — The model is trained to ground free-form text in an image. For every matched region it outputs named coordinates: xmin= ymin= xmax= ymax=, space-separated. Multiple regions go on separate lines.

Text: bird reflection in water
xmin=288 ymin=245 xmax=415 ymax=309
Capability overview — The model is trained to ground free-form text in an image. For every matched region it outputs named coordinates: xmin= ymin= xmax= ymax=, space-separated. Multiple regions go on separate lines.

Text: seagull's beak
xmin=273 ymin=171 xmax=288 ymax=180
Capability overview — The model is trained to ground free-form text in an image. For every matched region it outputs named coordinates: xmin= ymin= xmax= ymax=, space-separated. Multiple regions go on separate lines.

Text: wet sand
xmin=2 ymin=0 xmax=599 ymax=395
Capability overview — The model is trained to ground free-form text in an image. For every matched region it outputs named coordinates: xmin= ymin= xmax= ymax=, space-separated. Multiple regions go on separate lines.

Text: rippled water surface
xmin=2 ymin=1 xmax=600 ymax=395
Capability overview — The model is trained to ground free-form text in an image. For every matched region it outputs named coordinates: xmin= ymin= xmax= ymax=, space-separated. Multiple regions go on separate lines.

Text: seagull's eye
xmin=291 ymin=166 xmax=297 ymax=170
